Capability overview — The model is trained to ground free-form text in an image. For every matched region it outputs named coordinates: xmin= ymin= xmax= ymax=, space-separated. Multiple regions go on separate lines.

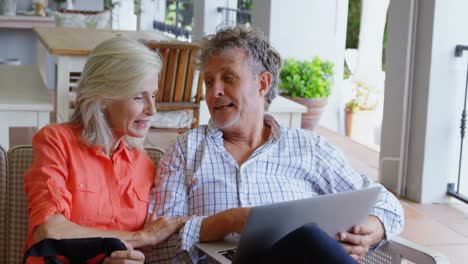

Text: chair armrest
xmin=361 ymin=236 xmax=450 ymax=264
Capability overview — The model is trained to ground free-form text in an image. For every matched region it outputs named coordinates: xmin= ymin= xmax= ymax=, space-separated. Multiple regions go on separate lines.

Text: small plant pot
xmin=345 ymin=108 xmax=377 ymax=145
xmin=286 ymin=96 xmax=328 ymax=131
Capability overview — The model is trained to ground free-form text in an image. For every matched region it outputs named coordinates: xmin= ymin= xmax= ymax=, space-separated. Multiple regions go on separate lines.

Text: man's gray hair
xmin=196 ymin=25 xmax=282 ymax=109
xmin=70 ymin=37 xmax=162 ymax=155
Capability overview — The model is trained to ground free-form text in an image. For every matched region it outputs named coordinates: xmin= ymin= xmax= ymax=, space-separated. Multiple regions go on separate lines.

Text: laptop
xmin=196 ymin=186 xmax=381 ymax=264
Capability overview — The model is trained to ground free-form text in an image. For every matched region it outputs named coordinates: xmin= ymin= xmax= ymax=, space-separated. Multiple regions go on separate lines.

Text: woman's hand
xmin=132 ymin=211 xmax=194 ymax=247
xmin=103 ymin=242 xmax=145 ymax=264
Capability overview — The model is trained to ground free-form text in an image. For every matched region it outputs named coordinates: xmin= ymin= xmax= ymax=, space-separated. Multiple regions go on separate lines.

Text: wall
xmin=447 ymin=1 xmax=468 ymax=197
xmin=0 ymin=29 xmax=36 ymax=64
xmin=73 ymin=1 xmax=104 ymax=11
xmin=192 ymin=0 xmax=237 ymax=41
xmin=0 ymin=0 xmax=103 ymax=90
xmin=381 ymin=0 xmax=468 ymax=203
xmin=424 ymin=0 xmax=468 ymax=199
xmin=251 ymin=0 xmax=349 ymax=132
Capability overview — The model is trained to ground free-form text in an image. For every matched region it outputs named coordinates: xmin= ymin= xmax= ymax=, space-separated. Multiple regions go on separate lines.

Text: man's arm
xmin=199 ymin=208 xmax=250 ymax=242
xmin=310 ymin=134 xmax=404 ymax=260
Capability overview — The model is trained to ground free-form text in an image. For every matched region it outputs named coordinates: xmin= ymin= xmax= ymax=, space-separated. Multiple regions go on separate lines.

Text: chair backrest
xmin=359 ymin=236 xmax=446 ymax=264
xmin=144 ymin=147 xmax=165 ymax=167
xmin=6 ymin=145 xmax=34 ymax=264
xmin=145 ymin=41 xmax=204 ymax=131
xmin=4 ymin=145 xmax=164 ymax=263
xmin=0 ymin=145 xmax=7 ymax=264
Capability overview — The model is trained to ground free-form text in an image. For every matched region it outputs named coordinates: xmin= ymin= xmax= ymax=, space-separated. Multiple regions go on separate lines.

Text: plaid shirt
xmin=145 ymin=115 xmax=404 ymax=263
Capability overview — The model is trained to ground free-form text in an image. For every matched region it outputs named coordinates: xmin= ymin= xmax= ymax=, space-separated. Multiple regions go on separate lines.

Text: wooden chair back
xmin=145 ymin=41 xmax=204 ymax=132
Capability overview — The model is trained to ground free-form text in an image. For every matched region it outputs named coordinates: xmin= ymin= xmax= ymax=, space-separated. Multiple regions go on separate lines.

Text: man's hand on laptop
xmin=337 ymin=215 xmax=385 ymax=261
xmin=200 ymin=207 xmax=251 ymax=242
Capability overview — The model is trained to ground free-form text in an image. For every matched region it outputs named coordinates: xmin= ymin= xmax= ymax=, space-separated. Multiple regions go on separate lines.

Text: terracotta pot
xmin=345 ymin=108 xmax=353 ymax=137
xmin=286 ymin=96 xmax=328 ymax=131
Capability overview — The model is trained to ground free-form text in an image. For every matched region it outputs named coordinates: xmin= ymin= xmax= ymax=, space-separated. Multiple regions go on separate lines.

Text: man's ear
xmin=258 ymin=71 xmax=272 ymax=96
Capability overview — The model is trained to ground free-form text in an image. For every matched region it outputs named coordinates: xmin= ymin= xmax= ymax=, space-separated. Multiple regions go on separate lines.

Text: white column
xmin=154 ymin=0 xmax=166 ymax=22
xmin=192 ymin=0 xmax=237 ymax=40
xmin=251 ymin=0 xmax=349 ymax=132
xmin=112 ymin=0 xmax=137 ymax=30
xmin=345 ymin=0 xmax=390 ymax=146
xmin=137 ymin=0 xmax=166 ymax=31
xmin=354 ymin=0 xmax=389 ymax=88
xmin=380 ymin=0 xmax=417 ymax=196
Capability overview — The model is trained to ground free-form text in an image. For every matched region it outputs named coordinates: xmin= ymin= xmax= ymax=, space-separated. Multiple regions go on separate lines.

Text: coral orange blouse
xmin=23 ymin=124 xmax=155 ymax=263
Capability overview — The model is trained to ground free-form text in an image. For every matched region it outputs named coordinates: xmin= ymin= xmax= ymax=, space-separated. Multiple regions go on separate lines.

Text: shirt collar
xmin=206 ymin=114 xmax=284 ymax=143
xmin=113 ymin=138 xmax=133 ymax=165
xmin=90 ymin=138 xmax=133 ymax=165
xmin=207 ymin=118 xmax=223 ymax=139
xmin=264 ymin=114 xmax=284 ymax=142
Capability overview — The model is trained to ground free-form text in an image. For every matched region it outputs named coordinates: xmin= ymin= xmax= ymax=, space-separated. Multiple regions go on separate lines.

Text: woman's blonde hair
xmin=70 ymin=37 xmax=162 ymax=155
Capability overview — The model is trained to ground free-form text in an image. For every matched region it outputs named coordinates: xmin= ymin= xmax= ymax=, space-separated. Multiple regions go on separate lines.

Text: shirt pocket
xmin=120 ymin=185 xmax=150 ymax=230
xmin=67 ymin=181 xmax=99 ymax=225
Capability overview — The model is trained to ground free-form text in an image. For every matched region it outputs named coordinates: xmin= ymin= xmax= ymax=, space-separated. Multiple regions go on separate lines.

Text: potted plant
xmin=344 ymin=80 xmax=380 ymax=142
xmin=279 ymin=56 xmax=334 ymax=130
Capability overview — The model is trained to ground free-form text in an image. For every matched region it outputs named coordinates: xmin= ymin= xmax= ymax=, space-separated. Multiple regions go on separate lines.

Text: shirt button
xmin=79 ymin=183 xmax=84 ymax=189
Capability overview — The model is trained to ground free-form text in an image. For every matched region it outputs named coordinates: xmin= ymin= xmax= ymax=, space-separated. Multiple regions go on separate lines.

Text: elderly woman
xmin=145 ymin=25 xmax=404 ymax=263
xmin=23 ymin=37 xmax=190 ymax=263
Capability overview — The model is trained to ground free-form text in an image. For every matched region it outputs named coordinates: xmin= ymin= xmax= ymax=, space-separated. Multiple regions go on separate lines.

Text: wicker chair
xmin=3 ymin=145 xmax=449 ymax=263
xmin=6 ymin=146 xmax=34 ymax=263
xmin=0 ymin=145 xmax=7 ymax=264
xmin=360 ymin=236 xmax=449 ymax=263
xmin=5 ymin=145 xmax=163 ymax=263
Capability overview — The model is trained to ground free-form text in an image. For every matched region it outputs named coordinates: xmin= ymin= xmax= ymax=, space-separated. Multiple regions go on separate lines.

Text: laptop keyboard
xmin=218 ymin=248 xmax=237 ymax=260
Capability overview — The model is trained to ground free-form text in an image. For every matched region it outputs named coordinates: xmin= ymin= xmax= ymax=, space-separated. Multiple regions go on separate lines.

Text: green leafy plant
xmin=345 ymin=80 xmax=380 ymax=112
xmin=279 ymin=57 xmax=334 ymax=99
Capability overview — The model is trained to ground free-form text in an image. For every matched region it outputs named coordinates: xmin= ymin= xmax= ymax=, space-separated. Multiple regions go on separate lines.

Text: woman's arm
xmin=33 ymin=213 xmax=192 ymax=248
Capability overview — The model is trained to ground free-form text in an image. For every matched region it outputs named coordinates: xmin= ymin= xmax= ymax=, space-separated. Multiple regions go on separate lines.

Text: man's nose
xmin=212 ymin=81 xmax=225 ymax=97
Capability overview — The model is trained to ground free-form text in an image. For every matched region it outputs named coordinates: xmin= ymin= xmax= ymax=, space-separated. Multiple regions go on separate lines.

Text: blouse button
xmin=79 ymin=183 xmax=84 ymax=189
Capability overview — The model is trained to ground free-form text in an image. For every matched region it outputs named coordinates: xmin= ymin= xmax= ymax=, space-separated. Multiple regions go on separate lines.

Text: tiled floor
xmin=9 ymin=126 xmax=468 ymax=263
xmin=316 ymin=126 xmax=468 ymax=264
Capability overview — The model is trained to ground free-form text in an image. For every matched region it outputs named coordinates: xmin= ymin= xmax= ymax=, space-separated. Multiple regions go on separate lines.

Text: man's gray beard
xmin=213 ymin=114 xmax=240 ymax=129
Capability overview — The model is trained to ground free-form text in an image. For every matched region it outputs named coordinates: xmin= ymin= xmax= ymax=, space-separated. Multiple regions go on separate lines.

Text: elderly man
xmin=146 ymin=26 xmax=403 ymax=263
